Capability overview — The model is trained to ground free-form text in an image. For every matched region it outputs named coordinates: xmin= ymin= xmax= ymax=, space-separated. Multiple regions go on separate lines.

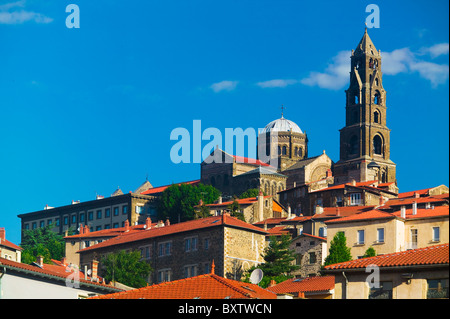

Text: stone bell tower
xmin=333 ymin=28 xmax=397 ymax=187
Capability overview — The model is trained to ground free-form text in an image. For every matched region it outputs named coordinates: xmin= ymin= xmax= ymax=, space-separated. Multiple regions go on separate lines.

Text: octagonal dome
xmin=261 ymin=116 xmax=303 ymax=134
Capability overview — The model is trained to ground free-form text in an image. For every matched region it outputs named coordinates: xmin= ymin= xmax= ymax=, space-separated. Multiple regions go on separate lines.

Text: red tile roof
xmin=64 ymin=223 xmax=150 ymax=239
xmin=380 ymin=196 xmax=448 ymax=209
xmin=324 ymin=243 xmax=449 ymax=270
xmin=392 ymin=206 xmax=449 ymax=220
xmin=78 ymin=214 xmax=268 ymax=253
xmin=140 ymin=180 xmax=200 ymax=195
xmin=232 ymin=155 xmax=272 ymax=167
xmin=90 ymin=272 xmax=277 ymax=299
xmin=265 ymin=226 xmax=290 ymax=236
xmin=267 ymin=276 xmax=335 ymax=296
xmin=310 ymin=180 xmax=378 ymax=192
xmin=253 ymin=217 xmax=288 ymax=226
xmin=205 ymin=196 xmax=271 ymax=208
xmin=313 ymin=206 xmax=375 ymax=219
xmin=0 ymin=237 xmax=22 ymax=251
xmin=397 ymin=187 xmax=446 ymax=199
xmin=325 ymin=209 xmax=395 ymax=224
xmin=0 ymin=257 xmax=120 ymax=291
xmin=296 ymin=233 xmax=327 ymax=241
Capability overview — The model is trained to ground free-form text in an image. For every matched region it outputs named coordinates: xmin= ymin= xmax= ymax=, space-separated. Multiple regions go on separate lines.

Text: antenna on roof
xmin=249 ymin=268 xmax=263 ymax=286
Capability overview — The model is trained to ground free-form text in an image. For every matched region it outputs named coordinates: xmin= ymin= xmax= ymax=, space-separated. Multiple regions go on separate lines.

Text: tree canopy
xmin=245 ymin=235 xmax=298 ymax=288
xmin=157 ymin=182 xmax=221 ymax=223
xmin=101 ymin=250 xmax=152 ymax=288
xmin=324 ymin=232 xmax=352 ymax=266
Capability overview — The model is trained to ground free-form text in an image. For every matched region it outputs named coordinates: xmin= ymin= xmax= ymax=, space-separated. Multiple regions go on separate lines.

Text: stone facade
xmin=290 ymin=233 xmax=327 ymax=278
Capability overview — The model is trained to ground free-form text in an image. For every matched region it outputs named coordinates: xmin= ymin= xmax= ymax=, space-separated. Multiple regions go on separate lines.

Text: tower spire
xmin=280 ymin=104 xmax=285 ymax=118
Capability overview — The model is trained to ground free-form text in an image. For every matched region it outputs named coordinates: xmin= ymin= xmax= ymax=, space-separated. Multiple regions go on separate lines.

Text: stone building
xmin=333 ymin=28 xmax=397 ymax=185
xmin=76 ymin=214 xmax=268 ymax=284
xmin=0 ymin=228 xmax=22 ymax=262
xmin=290 ymin=233 xmax=327 ymax=278
xmin=18 ymin=190 xmax=158 ymax=241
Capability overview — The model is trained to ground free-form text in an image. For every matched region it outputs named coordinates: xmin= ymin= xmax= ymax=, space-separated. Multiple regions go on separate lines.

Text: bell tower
xmin=333 ymin=28 xmax=397 ymax=187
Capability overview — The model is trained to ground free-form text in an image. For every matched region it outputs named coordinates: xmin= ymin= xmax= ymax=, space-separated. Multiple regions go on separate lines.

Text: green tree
xmin=362 ymin=246 xmax=377 ymax=258
xmin=20 ymin=225 xmax=73 ymax=264
xmin=244 ymin=235 xmax=299 ymax=288
xmin=239 ymin=188 xmax=265 ymax=199
xmin=157 ymin=183 xmax=221 ymax=223
xmin=228 ymin=196 xmax=245 ymax=221
xmin=101 ymin=250 xmax=152 ymax=288
xmin=324 ymin=232 xmax=352 ymax=266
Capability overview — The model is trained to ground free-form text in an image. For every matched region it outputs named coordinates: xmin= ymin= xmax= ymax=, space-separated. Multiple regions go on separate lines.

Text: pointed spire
xmin=355 ymin=27 xmax=378 ymax=56
xmin=211 ymin=260 xmax=215 ymax=274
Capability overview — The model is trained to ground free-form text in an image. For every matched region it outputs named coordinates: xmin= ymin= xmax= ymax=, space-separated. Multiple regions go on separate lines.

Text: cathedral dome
xmin=261 ymin=116 xmax=303 ymax=134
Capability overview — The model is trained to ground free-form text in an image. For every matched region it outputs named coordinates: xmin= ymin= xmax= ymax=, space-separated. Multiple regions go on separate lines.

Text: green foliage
xmin=324 ymin=232 xmax=352 ymax=266
xmin=244 ymin=235 xmax=299 ymax=288
xmin=157 ymin=183 xmax=221 ymax=223
xmin=20 ymin=225 xmax=71 ymax=264
xmin=228 ymin=196 xmax=245 ymax=221
xmin=239 ymin=188 xmax=264 ymax=199
xmin=362 ymin=246 xmax=377 ymax=258
xmin=101 ymin=250 xmax=152 ymax=288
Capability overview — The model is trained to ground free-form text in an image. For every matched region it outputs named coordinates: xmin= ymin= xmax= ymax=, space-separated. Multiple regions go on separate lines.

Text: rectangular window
xmin=32 ymin=222 xmax=37 ymax=229
xmin=105 ymin=208 xmax=110 ymax=218
xmin=357 ymin=230 xmax=365 ymax=245
xmin=104 ymin=224 xmax=110 ymax=229
xmin=427 ymin=279 xmax=449 ymax=299
xmin=135 ymin=206 xmax=143 ymax=214
xmin=96 ymin=210 xmax=102 ymax=219
xmin=79 ymin=213 xmax=85 ymax=222
xmin=350 ymin=193 xmax=361 ymax=206
xmin=158 ymin=269 xmax=171 ymax=283
xmin=433 ymin=227 xmax=440 ymax=242
xmin=71 ymin=215 xmax=77 ymax=224
xmin=88 ymin=211 xmax=93 ymax=221
xmin=122 ymin=205 xmax=128 ymax=215
xmin=47 ymin=219 xmax=52 ymax=225
xmin=96 ymin=226 xmax=102 ymax=231
xmin=204 ymin=238 xmax=209 ymax=250
xmin=40 ymin=221 xmax=45 ymax=228
xmin=377 ymin=228 xmax=385 ymax=243
xmin=113 ymin=223 xmax=119 ymax=228
xmin=369 ymin=281 xmax=393 ymax=299
xmin=159 ymin=241 xmax=172 ymax=257
xmin=63 ymin=216 xmax=68 ymax=225
xmin=410 ymin=229 xmax=418 ymax=250
xmin=113 ymin=207 xmax=119 ymax=216
xmin=309 ymin=252 xmax=316 ymax=264
xmin=55 ymin=218 xmax=60 ymax=226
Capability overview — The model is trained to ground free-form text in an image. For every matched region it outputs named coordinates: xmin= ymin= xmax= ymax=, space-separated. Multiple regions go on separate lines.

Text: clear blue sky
xmin=0 ymin=0 xmax=448 ymax=245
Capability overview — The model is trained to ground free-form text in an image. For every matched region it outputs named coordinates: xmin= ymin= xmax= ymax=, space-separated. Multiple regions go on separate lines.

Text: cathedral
xmin=201 ymin=29 xmax=397 ymax=200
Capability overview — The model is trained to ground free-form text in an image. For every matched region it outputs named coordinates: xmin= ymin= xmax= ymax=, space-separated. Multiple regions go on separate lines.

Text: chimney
xmin=293 ymin=182 xmax=296 ymax=188
xmin=287 ymin=205 xmax=292 ymax=218
xmin=412 ymin=201 xmax=417 ymax=215
xmin=91 ymin=260 xmax=98 ymax=281
xmin=84 ymin=225 xmax=90 ymax=234
xmin=0 ymin=227 xmax=5 ymax=242
xmin=199 ymin=199 xmax=203 ymax=206
xmin=401 ymin=205 xmax=406 ymax=218
xmin=145 ymin=217 xmax=152 ymax=229
xmin=84 ymin=265 xmax=88 ymax=280
xmin=124 ymin=219 xmax=130 ymax=232
xmin=336 ymin=207 xmax=340 ymax=217
xmin=61 ymin=257 xmax=67 ymax=266
xmin=218 ymin=196 xmax=222 ymax=204
xmin=264 ymin=220 xmax=268 ymax=231
xmin=257 ymin=191 xmax=264 ymax=222
xmin=36 ymin=255 xmax=44 ymax=267
xmin=79 ymin=225 xmax=84 ymax=235
xmin=414 ymin=192 xmax=420 ymax=199
xmin=379 ymin=196 xmax=385 ymax=206
xmin=211 ymin=260 xmax=215 ymax=274
xmin=165 ymin=218 xmax=170 ymax=226
xmin=315 ymin=205 xmax=323 ymax=215
xmin=269 ymin=279 xmax=277 ymax=287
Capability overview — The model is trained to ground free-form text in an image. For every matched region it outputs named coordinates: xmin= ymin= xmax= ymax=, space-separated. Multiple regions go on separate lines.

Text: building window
xmin=185 ymin=237 xmax=198 ymax=252
xmin=319 ymin=227 xmax=327 ymax=238
xmin=122 ymin=206 xmax=128 ymax=215
xmin=350 ymin=193 xmax=361 ymax=206
xmin=374 ymin=91 xmax=381 ymax=105
xmin=410 ymin=229 xmax=418 ymax=250
xmin=63 ymin=216 xmax=68 ymax=225
xmin=374 ymin=111 xmax=380 ymax=123
xmin=32 ymin=222 xmax=37 ymax=229
xmin=55 ymin=219 xmax=60 ymax=226
xmin=113 ymin=207 xmax=119 ymax=216
xmin=96 ymin=226 xmax=102 ymax=231
xmin=296 ymin=254 xmax=303 ymax=266
xmin=104 ymin=224 xmax=110 ymax=229
xmin=40 ymin=221 xmax=45 ymax=228
xmin=377 ymin=228 xmax=385 ymax=243
xmin=373 ymin=135 xmax=383 ymax=155
xmin=309 ymin=252 xmax=316 ymax=264
xmin=427 ymin=279 xmax=449 ymax=299
xmin=349 ymin=135 xmax=359 ymax=155
xmin=96 ymin=210 xmax=102 ymax=220
xmin=282 ymin=145 xmax=287 ymax=156
xmin=159 ymin=241 xmax=172 ymax=257
xmin=80 ymin=213 xmax=85 ymax=222
xmin=432 ymin=227 xmax=440 ymax=242
xmin=113 ymin=223 xmax=119 ymax=228
xmin=357 ymin=230 xmax=365 ymax=245
xmin=204 ymin=238 xmax=209 ymax=250
xmin=71 ymin=215 xmax=77 ymax=224
xmin=105 ymin=208 xmax=110 ymax=218
xmin=369 ymin=281 xmax=393 ymax=299
xmin=158 ymin=269 xmax=171 ymax=283
xmin=88 ymin=211 xmax=93 ymax=221
xmin=140 ymin=246 xmax=151 ymax=260
xmin=184 ymin=265 xmax=197 ymax=278
xmin=135 ymin=206 xmax=144 ymax=214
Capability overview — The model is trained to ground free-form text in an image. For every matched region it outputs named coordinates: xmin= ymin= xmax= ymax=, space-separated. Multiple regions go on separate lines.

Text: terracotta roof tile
xmin=91 ymin=273 xmax=277 ymax=299
xmin=392 ymin=206 xmax=449 ymax=220
xmin=324 ymin=243 xmax=449 ymax=270
xmin=267 ymin=276 xmax=335 ymax=295
xmin=140 ymin=180 xmax=200 ymax=195
xmin=325 ymin=209 xmax=395 ymax=224
xmin=78 ymin=215 xmax=267 ymax=253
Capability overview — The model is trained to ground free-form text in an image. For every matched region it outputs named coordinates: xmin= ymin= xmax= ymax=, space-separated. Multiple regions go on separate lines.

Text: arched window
xmin=349 ymin=135 xmax=359 ymax=155
xmin=373 ymin=135 xmax=383 ymax=155
xmin=374 ymin=111 xmax=380 ymax=123
xmin=374 ymin=91 xmax=381 ymax=105
xmin=277 ymin=146 xmax=281 ymax=156
xmin=294 ymin=147 xmax=298 ymax=157
xmin=282 ymin=146 xmax=287 ymax=156
xmin=375 ymin=78 xmax=379 ymax=86
xmin=298 ymin=147 xmax=303 ymax=158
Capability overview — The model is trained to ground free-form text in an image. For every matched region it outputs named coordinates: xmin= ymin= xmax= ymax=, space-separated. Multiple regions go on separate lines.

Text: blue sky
xmin=0 ymin=0 xmax=448 ymax=245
